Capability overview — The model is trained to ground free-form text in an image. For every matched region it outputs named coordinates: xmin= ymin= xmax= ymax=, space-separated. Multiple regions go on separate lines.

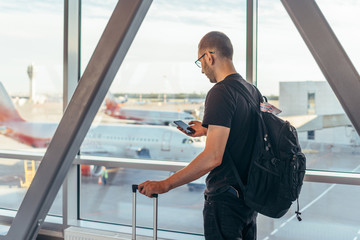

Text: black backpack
xmin=226 ymin=82 xmax=306 ymax=221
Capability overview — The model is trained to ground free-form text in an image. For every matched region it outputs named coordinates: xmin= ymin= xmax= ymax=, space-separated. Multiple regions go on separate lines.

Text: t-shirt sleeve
xmin=202 ymin=84 xmax=236 ymax=129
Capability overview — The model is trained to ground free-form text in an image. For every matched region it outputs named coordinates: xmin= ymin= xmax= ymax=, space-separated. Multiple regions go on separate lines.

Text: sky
xmin=0 ymin=0 xmax=359 ymax=96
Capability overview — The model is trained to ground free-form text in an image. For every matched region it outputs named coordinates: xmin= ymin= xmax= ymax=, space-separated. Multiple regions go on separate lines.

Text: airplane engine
xmin=136 ymin=148 xmax=151 ymax=158
xmin=81 ymin=165 xmax=103 ymax=177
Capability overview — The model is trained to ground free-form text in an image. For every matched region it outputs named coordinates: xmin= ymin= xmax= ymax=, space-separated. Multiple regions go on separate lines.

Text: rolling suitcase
xmin=132 ymin=184 xmax=158 ymax=240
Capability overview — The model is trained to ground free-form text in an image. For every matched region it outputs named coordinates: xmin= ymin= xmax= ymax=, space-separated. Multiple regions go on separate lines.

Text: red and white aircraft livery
xmin=0 ymin=83 xmax=204 ymax=162
xmin=105 ymin=92 xmax=195 ymax=125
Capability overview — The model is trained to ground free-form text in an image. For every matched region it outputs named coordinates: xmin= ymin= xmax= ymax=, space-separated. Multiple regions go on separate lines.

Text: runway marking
xmin=354 ymin=227 xmax=360 ymax=240
xmin=262 ymin=184 xmax=336 ymax=240
xmin=262 ymin=163 xmax=360 ymax=240
xmin=351 ymin=164 xmax=360 ymax=173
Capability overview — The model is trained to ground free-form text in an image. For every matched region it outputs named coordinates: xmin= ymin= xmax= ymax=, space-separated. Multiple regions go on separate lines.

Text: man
xmin=139 ymin=31 xmax=261 ymax=239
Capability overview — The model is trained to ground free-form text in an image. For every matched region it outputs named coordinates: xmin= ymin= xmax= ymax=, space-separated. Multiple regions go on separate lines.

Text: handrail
xmin=1 ymin=150 xmax=360 ymax=185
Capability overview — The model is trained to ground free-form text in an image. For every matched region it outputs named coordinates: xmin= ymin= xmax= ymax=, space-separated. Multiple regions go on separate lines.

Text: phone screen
xmin=174 ymin=120 xmax=194 ymax=134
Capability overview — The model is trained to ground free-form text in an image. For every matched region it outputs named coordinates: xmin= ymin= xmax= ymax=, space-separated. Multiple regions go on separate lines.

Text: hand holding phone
xmin=174 ymin=120 xmax=195 ymax=134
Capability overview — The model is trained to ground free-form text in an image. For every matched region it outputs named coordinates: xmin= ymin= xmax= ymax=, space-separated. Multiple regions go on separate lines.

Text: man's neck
xmin=215 ymin=64 xmax=237 ymax=83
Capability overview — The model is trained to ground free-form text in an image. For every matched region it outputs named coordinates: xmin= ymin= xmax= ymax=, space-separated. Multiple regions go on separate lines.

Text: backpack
xmin=226 ymin=82 xmax=306 ymax=221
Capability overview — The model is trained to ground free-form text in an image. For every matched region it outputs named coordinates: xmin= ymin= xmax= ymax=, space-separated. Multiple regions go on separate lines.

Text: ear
xmin=206 ymin=52 xmax=215 ymax=65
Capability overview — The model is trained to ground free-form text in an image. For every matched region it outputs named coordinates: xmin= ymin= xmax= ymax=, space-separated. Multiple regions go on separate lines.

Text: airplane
xmin=106 ymin=92 xmax=128 ymax=104
xmin=105 ymin=92 xmax=196 ymax=125
xmin=0 ymin=82 xmax=205 ymax=178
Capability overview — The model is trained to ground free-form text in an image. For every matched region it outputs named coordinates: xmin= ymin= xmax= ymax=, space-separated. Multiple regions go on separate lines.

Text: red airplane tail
xmin=105 ymin=92 xmax=119 ymax=113
xmin=0 ymin=82 xmax=24 ymax=122
xmin=104 ymin=92 xmax=128 ymax=118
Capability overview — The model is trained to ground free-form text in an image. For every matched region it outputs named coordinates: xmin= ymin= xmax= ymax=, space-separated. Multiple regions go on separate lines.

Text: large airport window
xmin=258 ymin=1 xmax=360 ymax=173
xmin=258 ymin=1 xmax=360 ymax=238
xmin=0 ymin=0 xmax=63 ymax=215
xmin=0 ymin=1 xmax=360 ymax=240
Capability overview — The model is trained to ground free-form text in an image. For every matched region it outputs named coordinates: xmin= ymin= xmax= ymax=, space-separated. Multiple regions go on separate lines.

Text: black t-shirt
xmin=202 ymin=73 xmax=262 ymax=196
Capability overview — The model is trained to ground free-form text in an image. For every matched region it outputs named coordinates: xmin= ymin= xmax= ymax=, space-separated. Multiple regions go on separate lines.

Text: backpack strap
xmin=224 ymin=81 xmax=265 ymax=195
xmin=230 ymin=81 xmax=261 ymax=113
xmin=227 ymin=151 xmax=246 ymax=193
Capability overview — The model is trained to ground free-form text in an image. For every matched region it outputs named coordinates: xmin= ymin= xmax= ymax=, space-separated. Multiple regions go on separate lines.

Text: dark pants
xmin=203 ymin=189 xmax=257 ymax=240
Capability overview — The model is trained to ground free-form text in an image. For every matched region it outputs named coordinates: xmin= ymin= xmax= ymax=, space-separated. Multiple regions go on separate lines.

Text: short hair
xmin=198 ymin=31 xmax=233 ymax=60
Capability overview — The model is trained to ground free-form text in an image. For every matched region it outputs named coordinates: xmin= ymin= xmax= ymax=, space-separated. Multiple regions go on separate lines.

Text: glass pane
xmin=316 ymin=0 xmax=360 ymax=69
xmin=0 ymin=1 xmax=63 ymax=151
xmin=258 ymin=182 xmax=360 ymax=239
xmin=258 ymin=0 xmax=360 ymax=172
xmin=0 ymin=0 xmax=63 ymax=217
xmin=0 ymin=158 xmax=62 ymax=216
xmin=81 ymin=166 xmax=205 ymax=234
xmin=80 ymin=0 xmax=246 ymax=234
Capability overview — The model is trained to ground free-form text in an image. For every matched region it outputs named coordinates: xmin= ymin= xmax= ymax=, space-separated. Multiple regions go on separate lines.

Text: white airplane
xmin=0 ymin=82 xmax=205 ymax=162
xmin=105 ymin=92 xmax=196 ymax=125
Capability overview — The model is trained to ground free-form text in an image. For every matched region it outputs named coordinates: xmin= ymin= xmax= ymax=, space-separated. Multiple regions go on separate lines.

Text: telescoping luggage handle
xmin=132 ymin=184 xmax=158 ymax=240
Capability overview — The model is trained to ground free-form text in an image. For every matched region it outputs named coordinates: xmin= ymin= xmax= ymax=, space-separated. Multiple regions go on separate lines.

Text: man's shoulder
xmin=207 ymin=80 xmax=229 ymax=97
xmin=221 ymin=74 xmax=263 ymax=104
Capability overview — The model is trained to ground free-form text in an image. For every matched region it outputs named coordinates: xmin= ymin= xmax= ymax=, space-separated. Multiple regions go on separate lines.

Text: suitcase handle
xmin=132 ymin=184 xmax=158 ymax=197
xmin=132 ymin=184 xmax=158 ymax=240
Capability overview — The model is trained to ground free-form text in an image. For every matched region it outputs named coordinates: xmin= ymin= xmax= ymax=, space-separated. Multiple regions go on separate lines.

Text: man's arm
xmin=138 ymin=124 xmax=230 ymax=197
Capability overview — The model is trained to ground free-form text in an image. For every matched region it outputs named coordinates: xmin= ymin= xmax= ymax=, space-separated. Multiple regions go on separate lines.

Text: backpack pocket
xmin=245 ymin=155 xmax=281 ymax=206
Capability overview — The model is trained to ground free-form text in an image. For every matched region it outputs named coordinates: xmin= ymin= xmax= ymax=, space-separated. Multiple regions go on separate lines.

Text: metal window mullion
xmin=63 ymin=0 xmax=81 ymax=228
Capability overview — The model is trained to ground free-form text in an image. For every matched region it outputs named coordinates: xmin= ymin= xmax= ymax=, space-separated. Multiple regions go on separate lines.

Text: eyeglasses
xmin=195 ymin=51 xmax=215 ymax=68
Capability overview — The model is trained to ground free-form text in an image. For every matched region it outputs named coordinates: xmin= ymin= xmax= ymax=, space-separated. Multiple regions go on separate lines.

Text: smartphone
xmin=174 ymin=120 xmax=195 ymax=134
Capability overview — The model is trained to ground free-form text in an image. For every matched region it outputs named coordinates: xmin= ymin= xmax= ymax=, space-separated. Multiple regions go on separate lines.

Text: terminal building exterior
xmin=280 ymin=81 xmax=360 ymax=148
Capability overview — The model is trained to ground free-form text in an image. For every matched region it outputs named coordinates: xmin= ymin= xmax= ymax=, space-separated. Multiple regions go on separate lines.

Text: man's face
xmin=198 ymin=50 xmax=216 ymax=83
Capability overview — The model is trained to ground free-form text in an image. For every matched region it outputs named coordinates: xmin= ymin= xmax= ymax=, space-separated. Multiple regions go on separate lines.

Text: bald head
xmin=198 ymin=31 xmax=233 ymax=60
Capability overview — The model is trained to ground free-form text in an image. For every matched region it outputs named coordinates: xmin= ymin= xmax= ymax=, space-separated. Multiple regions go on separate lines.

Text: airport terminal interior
xmin=0 ymin=0 xmax=360 ymax=239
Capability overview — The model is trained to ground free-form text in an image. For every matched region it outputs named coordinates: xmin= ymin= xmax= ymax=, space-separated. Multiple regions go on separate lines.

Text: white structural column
xmin=1 ymin=1 xmax=152 ymax=239
xmin=63 ymin=0 xmax=81 ymax=228
xmin=281 ymin=0 xmax=360 ymax=136
xmin=246 ymin=0 xmax=258 ymax=86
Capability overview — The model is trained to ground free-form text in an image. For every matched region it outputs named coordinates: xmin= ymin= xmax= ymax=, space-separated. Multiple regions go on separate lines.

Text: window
xmin=1 ymin=1 xmax=360 ymax=239
xmin=308 ymin=130 xmax=315 ymax=140
xmin=258 ymin=1 xmax=360 ymax=238
xmin=307 ymin=92 xmax=315 ymax=114
xmin=258 ymin=0 xmax=360 ymax=173
xmin=0 ymin=0 xmax=63 ymax=216
xmin=79 ymin=0 xmax=246 ymax=234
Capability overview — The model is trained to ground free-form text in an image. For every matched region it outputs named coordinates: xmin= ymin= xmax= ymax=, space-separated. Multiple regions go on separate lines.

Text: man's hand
xmin=138 ymin=180 xmax=170 ymax=198
xmin=176 ymin=120 xmax=207 ymax=137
